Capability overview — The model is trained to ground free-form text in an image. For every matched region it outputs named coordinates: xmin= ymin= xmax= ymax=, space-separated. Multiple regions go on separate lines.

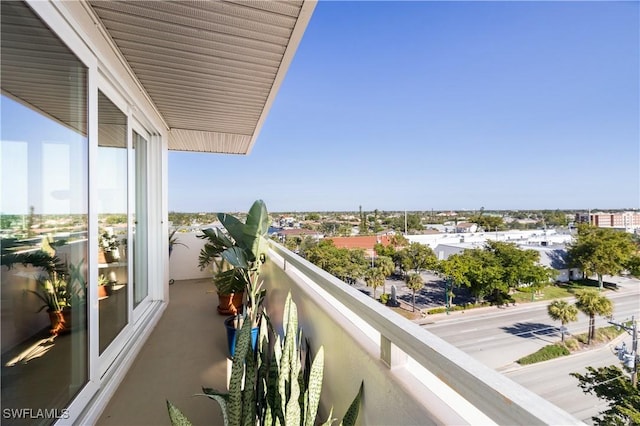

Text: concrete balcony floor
xmin=97 ymin=278 xmax=227 ymax=426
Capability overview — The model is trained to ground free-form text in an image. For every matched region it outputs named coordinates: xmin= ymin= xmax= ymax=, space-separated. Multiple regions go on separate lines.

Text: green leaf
xmin=218 ymin=213 xmax=246 ymax=249
xmin=228 ymin=319 xmax=253 ymax=426
xmin=166 ymin=400 xmax=193 ymax=426
xmin=305 ymin=346 xmax=324 ymax=426
xmin=199 ymin=388 xmax=229 ymax=426
xmin=341 ymin=381 xmax=363 ymax=426
xmin=213 ymin=268 xmax=245 ymax=294
xmin=222 ymin=246 xmax=249 ymax=269
xmin=243 ymin=200 xmax=269 ymax=261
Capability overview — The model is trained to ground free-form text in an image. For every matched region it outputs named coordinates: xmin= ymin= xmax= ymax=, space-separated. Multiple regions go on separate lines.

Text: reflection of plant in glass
xmin=99 ymin=228 xmax=119 ymax=252
xmin=27 ymin=259 xmax=86 ymax=313
xmin=28 ymin=272 xmax=70 ymax=313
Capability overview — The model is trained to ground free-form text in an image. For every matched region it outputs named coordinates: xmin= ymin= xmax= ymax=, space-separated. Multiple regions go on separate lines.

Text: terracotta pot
xmin=48 ymin=309 xmax=72 ymax=335
xmin=98 ymin=286 xmax=109 ymax=299
xmin=217 ymin=292 xmax=244 ymax=315
xmin=98 ymin=250 xmax=107 ymax=264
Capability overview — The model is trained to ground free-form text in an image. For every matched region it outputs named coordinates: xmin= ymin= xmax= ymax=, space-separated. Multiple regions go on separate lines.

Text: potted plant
xmin=98 ymin=274 xmax=110 ymax=298
xmin=169 ymin=228 xmax=188 ymax=257
xmin=211 ymin=256 xmax=244 ymax=315
xmin=167 ymin=292 xmax=363 ymax=426
xmin=197 ymin=200 xmax=270 ymax=354
xmin=27 ymin=260 xmax=86 ymax=335
xmin=100 ymin=228 xmax=121 ymax=263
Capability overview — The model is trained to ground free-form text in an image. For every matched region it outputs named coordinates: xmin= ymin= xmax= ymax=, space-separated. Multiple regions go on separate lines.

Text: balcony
xmin=96 ymin=235 xmax=583 ymax=425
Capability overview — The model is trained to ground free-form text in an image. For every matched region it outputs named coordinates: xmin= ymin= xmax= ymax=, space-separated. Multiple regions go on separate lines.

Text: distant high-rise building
xmin=575 ymin=211 xmax=640 ymax=232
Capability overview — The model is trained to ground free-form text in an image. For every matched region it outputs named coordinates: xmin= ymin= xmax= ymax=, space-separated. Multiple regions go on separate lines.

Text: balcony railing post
xmin=380 ymin=334 xmax=407 ymax=369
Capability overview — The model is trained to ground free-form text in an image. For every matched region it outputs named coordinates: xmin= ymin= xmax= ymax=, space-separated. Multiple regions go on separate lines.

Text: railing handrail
xmin=269 ymin=241 xmax=583 ymax=426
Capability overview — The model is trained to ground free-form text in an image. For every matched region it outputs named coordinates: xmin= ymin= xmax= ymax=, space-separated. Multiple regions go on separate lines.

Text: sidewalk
xmin=496 ymin=331 xmax=628 ymax=374
xmin=418 ymin=275 xmax=639 ymax=325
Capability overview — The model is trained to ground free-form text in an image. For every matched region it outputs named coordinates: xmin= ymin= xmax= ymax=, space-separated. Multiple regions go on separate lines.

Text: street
xmin=421 ymin=279 xmax=639 ymax=424
xmin=503 ymin=344 xmax=621 ymax=424
xmin=423 ymin=288 xmax=639 ymax=369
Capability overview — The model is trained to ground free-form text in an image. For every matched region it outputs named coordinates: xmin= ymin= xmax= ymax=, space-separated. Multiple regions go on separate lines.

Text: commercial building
xmin=576 ymin=211 xmax=640 ymax=232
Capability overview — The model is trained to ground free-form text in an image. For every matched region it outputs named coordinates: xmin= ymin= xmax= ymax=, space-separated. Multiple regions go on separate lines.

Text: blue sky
xmin=169 ymin=1 xmax=639 ymax=213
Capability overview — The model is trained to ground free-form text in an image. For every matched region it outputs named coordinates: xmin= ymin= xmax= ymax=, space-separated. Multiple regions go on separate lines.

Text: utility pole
xmin=609 ymin=316 xmax=638 ymax=387
xmin=404 ymin=210 xmax=407 ymax=235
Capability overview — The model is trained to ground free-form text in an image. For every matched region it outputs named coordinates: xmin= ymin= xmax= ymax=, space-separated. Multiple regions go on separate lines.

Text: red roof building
xmin=328 ymin=235 xmax=394 ymax=257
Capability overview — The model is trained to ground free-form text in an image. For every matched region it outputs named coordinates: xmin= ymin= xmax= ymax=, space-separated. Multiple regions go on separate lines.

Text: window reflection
xmin=1 ymin=1 xmax=88 ymax=423
xmin=97 ymin=92 xmax=129 ymax=354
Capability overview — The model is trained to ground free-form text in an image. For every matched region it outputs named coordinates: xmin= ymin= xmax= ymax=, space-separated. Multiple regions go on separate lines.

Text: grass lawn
xmin=511 ymin=278 xmax=615 ymax=304
xmin=517 ymin=326 xmax=624 ymax=365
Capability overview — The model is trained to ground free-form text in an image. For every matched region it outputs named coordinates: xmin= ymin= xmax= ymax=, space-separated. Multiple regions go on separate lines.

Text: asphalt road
xmin=503 ymin=344 xmax=622 ymax=424
xmin=421 ymin=279 xmax=639 ymax=424
xmin=422 ymin=283 xmax=639 ymax=369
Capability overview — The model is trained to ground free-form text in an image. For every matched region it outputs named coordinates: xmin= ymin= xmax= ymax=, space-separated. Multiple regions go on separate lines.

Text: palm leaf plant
xmin=169 ymin=228 xmax=188 ymax=257
xmin=198 ymin=200 xmax=270 ymax=328
xmin=26 ymin=259 xmax=86 ymax=335
xmin=28 ymin=272 xmax=70 ymax=313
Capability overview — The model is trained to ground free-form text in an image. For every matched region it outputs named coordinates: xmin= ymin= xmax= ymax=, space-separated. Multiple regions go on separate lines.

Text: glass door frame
xmin=129 ymin=119 xmax=154 ymax=323
xmin=95 ymin=75 xmax=135 ymax=377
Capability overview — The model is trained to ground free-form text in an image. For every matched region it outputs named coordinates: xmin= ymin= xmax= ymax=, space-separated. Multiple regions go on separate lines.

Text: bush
xmin=379 ymin=293 xmax=389 ymax=304
xmin=427 ymin=307 xmax=446 ymax=315
xmin=564 ymin=338 xmax=580 ymax=352
xmin=517 ymin=343 xmax=569 ymax=365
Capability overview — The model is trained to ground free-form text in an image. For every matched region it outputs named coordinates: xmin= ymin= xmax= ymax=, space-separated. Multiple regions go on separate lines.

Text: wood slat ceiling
xmin=88 ymin=0 xmax=314 ymax=154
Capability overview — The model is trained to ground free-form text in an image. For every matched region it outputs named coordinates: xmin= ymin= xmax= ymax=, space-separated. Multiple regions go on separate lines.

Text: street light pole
xmin=609 ymin=315 xmax=638 ymax=387
xmin=445 ymin=278 xmax=451 ymax=315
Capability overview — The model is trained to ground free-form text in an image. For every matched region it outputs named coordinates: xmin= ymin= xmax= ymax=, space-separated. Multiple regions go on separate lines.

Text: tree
xmin=575 ymin=290 xmax=613 ymax=345
xmin=436 ymin=254 xmax=472 ymax=306
xmin=486 ymin=241 xmax=556 ymax=294
xmin=359 ymin=205 xmax=367 ymax=235
xmin=305 ymin=212 xmax=321 ymax=221
xmin=397 ymin=242 xmax=437 ymax=275
xmin=568 ymin=225 xmax=636 ymax=290
xmin=405 ymin=272 xmax=424 ymax=312
xmin=547 ymin=300 xmax=578 ymax=342
xmin=365 ymin=267 xmax=385 ymax=299
xmin=541 ymin=210 xmax=568 ymax=227
xmin=571 ymin=365 xmax=640 ymax=425
xmin=473 ymin=215 xmax=504 ymax=231
xmin=373 ymin=242 xmax=395 ymax=259
xmin=465 ymin=249 xmax=506 ymax=304
xmin=627 ymin=254 xmax=640 ymax=278
xmin=389 ymin=234 xmax=408 ymax=247
xmin=374 ymin=255 xmax=395 ymax=294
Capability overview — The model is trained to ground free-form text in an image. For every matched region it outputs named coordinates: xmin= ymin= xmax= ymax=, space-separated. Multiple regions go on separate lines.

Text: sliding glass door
xmin=132 ymin=129 xmax=149 ymax=309
xmin=97 ymin=92 xmax=129 ymax=355
xmin=1 ymin=1 xmax=88 ymax=421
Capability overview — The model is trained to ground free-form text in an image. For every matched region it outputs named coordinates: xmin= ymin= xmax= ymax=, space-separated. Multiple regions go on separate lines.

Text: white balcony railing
xmin=170 ymin=232 xmax=582 ymax=425
xmin=264 ymin=242 xmax=582 ymax=425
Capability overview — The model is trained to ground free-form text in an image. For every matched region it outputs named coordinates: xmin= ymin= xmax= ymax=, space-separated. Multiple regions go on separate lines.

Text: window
xmin=1 ymin=1 xmax=88 ymax=419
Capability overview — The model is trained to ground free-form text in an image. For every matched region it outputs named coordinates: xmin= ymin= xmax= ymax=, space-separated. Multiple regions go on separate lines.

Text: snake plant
xmin=168 ymin=292 xmax=363 ymax=426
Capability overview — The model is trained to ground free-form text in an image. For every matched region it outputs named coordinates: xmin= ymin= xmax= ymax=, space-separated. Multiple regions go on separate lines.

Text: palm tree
xmin=374 ymin=255 xmax=395 ymax=295
xmin=575 ymin=290 xmax=613 ymax=345
xmin=365 ymin=267 xmax=385 ymax=299
xmin=547 ymin=300 xmax=578 ymax=342
xmin=405 ymin=273 xmax=424 ymax=312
